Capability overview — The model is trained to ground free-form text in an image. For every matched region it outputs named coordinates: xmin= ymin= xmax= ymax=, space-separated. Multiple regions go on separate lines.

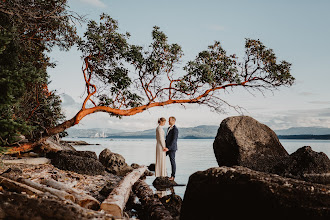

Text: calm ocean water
xmin=66 ymin=137 xmax=330 ymax=198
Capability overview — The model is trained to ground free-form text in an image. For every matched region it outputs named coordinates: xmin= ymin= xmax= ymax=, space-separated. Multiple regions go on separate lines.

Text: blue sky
xmin=48 ymin=0 xmax=330 ymax=131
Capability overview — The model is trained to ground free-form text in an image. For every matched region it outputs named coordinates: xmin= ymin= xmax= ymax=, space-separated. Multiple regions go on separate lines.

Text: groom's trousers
xmin=167 ymin=150 xmax=176 ymax=178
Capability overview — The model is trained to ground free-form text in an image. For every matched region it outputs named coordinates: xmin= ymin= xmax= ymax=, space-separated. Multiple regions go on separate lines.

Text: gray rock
xmin=152 ymin=176 xmax=178 ymax=190
xmin=99 ymin=148 xmax=133 ymax=176
xmin=180 ymin=166 xmax=330 ymax=220
xmin=47 ymin=151 xmax=104 ymax=176
xmin=70 ymin=150 xmax=98 ymax=160
xmin=271 ymin=146 xmax=330 ymax=183
xmin=213 ymin=116 xmax=288 ymax=172
xmin=148 ymin=163 xmax=155 ymax=172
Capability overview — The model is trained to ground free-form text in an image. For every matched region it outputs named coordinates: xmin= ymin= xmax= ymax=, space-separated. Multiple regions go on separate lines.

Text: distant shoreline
xmin=277 ymin=135 xmax=330 ymax=140
xmin=66 ymin=134 xmax=330 ymax=140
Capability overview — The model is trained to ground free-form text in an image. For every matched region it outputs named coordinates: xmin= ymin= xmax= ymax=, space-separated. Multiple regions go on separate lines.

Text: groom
xmin=166 ymin=116 xmax=179 ymax=181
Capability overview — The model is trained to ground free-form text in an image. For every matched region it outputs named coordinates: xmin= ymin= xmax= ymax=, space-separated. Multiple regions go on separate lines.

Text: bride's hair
xmin=158 ymin=117 xmax=166 ymax=124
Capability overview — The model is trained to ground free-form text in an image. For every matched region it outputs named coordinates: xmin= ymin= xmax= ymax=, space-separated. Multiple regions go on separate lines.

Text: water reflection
xmin=155 ymin=186 xmax=177 ymax=197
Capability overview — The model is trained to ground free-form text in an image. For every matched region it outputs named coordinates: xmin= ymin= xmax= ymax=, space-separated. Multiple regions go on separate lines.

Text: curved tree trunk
xmin=6 ymin=84 xmax=234 ymax=154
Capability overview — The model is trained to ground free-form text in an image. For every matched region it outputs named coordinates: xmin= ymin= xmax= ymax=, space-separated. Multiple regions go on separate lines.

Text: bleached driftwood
xmin=133 ymin=179 xmax=173 ymax=220
xmin=0 ymin=176 xmax=43 ymax=195
xmin=17 ymin=178 xmax=75 ymax=202
xmin=40 ymin=178 xmax=100 ymax=210
xmin=100 ymin=166 xmax=147 ymax=217
xmin=1 ymin=158 xmax=50 ymax=165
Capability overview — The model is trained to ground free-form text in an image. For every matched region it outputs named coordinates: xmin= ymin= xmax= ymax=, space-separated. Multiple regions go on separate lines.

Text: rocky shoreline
xmin=1 ymin=116 xmax=330 ymax=219
xmin=182 ymin=116 xmax=330 ymax=219
xmin=0 ymin=138 xmax=179 ymax=219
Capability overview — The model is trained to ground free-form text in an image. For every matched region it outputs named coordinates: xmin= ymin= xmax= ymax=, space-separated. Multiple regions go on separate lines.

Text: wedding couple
xmin=155 ymin=116 xmax=178 ymax=181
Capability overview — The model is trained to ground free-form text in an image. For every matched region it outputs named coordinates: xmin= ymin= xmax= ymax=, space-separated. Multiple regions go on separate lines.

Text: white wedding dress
xmin=155 ymin=125 xmax=167 ymax=177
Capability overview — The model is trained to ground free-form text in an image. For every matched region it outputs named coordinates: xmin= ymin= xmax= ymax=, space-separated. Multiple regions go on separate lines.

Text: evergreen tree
xmin=0 ymin=0 xmax=80 ymax=146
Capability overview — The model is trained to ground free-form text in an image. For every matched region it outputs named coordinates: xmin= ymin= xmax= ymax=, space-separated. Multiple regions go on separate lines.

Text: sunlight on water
xmin=67 ymin=137 xmax=330 ymax=198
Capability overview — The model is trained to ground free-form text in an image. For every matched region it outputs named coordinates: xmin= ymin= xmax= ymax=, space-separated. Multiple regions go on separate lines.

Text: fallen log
xmin=100 ymin=166 xmax=147 ymax=217
xmin=0 ymin=176 xmax=43 ymax=196
xmin=17 ymin=178 xmax=75 ymax=202
xmin=133 ymin=179 xmax=173 ymax=220
xmin=2 ymin=157 xmax=51 ymax=165
xmin=40 ymin=178 xmax=100 ymax=210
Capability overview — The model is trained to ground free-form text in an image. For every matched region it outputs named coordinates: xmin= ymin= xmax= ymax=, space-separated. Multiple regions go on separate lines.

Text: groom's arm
xmin=167 ymin=127 xmax=178 ymax=151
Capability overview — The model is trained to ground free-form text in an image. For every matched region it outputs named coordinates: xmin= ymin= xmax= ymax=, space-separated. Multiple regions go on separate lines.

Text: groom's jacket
xmin=166 ymin=125 xmax=178 ymax=151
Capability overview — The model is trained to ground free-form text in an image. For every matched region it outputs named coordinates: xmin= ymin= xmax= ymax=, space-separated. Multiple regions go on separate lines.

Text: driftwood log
xmin=40 ymin=178 xmax=100 ymax=210
xmin=0 ymin=176 xmax=43 ymax=196
xmin=17 ymin=178 xmax=75 ymax=202
xmin=100 ymin=166 xmax=147 ymax=217
xmin=133 ymin=179 xmax=173 ymax=220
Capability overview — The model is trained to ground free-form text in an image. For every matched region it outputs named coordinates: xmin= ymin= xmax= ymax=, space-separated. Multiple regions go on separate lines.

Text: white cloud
xmin=254 ymin=108 xmax=330 ymax=130
xmin=80 ymin=0 xmax=106 ymax=8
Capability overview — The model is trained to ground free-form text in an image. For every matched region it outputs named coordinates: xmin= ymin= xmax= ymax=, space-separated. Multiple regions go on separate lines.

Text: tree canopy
xmin=45 ymin=13 xmax=294 ymax=139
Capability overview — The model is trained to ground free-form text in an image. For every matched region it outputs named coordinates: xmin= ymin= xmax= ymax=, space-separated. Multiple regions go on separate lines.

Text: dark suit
xmin=166 ymin=125 xmax=178 ymax=178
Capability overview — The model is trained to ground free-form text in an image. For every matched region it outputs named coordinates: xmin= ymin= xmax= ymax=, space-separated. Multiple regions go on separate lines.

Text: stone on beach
xmin=182 ymin=115 xmax=330 ymax=220
xmin=213 ymin=115 xmax=289 ymax=172
xmin=47 ymin=151 xmax=105 ymax=176
xmin=148 ymin=163 xmax=155 ymax=171
xmin=152 ymin=176 xmax=178 ymax=190
xmin=181 ymin=166 xmax=330 ymax=220
xmin=271 ymin=146 xmax=330 ymax=183
xmin=99 ymin=148 xmax=133 ymax=176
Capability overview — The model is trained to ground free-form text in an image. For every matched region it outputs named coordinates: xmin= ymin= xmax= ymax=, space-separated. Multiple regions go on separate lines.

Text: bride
xmin=155 ymin=117 xmax=168 ymax=177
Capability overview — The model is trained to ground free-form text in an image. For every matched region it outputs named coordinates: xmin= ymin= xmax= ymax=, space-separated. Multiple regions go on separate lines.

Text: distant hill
xmin=66 ymin=125 xmax=219 ymax=139
xmin=66 ymin=127 xmax=123 ymax=138
xmin=274 ymin=127 xmax=330 ymax=136
xmin=66 ymin=125 xmax=330 ymax=139
xmin=107 ymin=125 xmax=219 ymax=139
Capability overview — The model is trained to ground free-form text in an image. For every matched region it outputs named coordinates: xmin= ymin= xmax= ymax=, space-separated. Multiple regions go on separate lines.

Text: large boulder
xmin=99 ymin=148 xmax=133 ymax=176
xmin=47 ymin=151 xmax=105 ymax=175
xmin=271 ymin=146 xmax=330 ymax=183
xmin=213 ymin=116 xmax=288 ymax=172
xmin=180 ymin=166 xmax=330 ymax=220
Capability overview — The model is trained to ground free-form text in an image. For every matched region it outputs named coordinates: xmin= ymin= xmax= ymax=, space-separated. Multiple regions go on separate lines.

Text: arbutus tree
xmin=12 ymin=14 xmax=296 ymax=150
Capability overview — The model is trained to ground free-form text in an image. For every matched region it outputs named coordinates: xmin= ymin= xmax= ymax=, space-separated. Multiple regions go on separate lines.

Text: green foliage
xmin=183 ymin=41 xmax=238 ymax=89
xmin=78 ymin=14 xmax=295 ymax=115
xmin=0 ymin=0 xmax=79 ymax=145
xmin=78 ymin=14 xmax=144 ymax=108
xmin=181 ymin=39 xmax=295 ymax=92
